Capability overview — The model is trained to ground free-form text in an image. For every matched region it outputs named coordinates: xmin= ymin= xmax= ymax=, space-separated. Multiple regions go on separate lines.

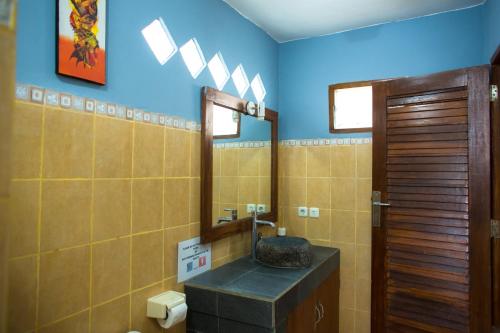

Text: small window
xmin=251 ymin=74 xmax=266 ymax=102
xmin=141 ymin=18 xmax=177 ymax=65
xmin=213 ymin=105 xmax=240 ymax=138
xmin=179 ymin=38 xmax=206 ymax=79
xmin=208 ymin=52 xmax=230 ymax=91
xmin=329 ymin=81 xmax=372 ymax=133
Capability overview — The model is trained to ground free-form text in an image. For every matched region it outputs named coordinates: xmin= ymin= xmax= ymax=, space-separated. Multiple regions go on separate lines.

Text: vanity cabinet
xmin=185 ymin=246 xmax=340 ymax=333
xmin=287 ymin=269 xmax=339 ymax=333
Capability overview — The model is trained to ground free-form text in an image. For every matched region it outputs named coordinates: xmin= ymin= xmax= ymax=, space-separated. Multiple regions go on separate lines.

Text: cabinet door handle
xmin=318 ymin=302 xmax=325 ymax=319
xmin=314 ymin=305 xmax=321 ymax=328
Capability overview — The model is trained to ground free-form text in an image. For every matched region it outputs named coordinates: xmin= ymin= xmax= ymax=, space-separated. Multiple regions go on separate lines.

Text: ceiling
xmin=223 ymin=0 xmax=485 ymax=43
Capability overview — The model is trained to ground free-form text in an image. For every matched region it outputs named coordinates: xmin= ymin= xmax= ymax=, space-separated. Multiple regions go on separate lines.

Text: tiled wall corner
xmin=278 ymin=141 xmax=372 ymax=333
xmin=6 ymin=97 xmax=244 ymax=333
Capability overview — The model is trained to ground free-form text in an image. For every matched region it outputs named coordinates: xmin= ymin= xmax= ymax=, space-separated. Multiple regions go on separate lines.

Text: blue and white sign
xmin=177 ymin=237 xmax=211 ymax=283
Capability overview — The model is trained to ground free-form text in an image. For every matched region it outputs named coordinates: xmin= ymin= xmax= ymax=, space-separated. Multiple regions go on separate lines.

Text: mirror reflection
xmin=212 ymin=106 xmax=271 ymax=227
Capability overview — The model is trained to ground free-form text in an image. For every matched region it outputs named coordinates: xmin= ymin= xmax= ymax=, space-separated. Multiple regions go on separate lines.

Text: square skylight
xmin=141 ymin=18 xmax=177 ymax=65
xmin=179 ymin=38 xmax=206 ymax=79
xmin=251 ymin=74 xmax=266 ymax=102
xmin=208 ymin=52 xmax=230 ymax=91
xmin=231 ymin=64 xmax=250 ymax=98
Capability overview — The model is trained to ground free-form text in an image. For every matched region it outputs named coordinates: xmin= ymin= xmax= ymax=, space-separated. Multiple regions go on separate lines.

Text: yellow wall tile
xmin=165 ymin=129 xmax=190 ymax=177
xmin=259 ymin=147 xmax=271 ymax=177
xmin=131 ymin=283 xmax=163 ymax=333
xmin=331 ymin=145 xmax=355 ymax=178
xmin=38 ymin=246 xmax=90 ymax=325
xmin=355 ymin=279 xmax=371 ymax=312
xmin=164 ymin=226 xmax=189 ymax=278
xmin=331 ymin=242 xmax=355 ymax=281
xmin=356 ymin=211 xmax=371 ymax=246
xmin=332 ymin=210 xmax=355 ymax=243
xmin=238 ymin=177 xmax=259 ymax=204
xmin=284 ymin=207 xmax=306 ymax=238
xmin=331 ymin=178 xmax=355 ymax=210
xmin=133 ymin=123 xmax=164 ymax=177
xmin=239 ymin=148 xmax=259 ymax=176
xmin=356 ymin=245 xmax=371 ymax=281
xmin=10 ymin=103 xmax=42 ymax=179
xmin=219 ymin=176 xmax=238 ymax=204
xmin=189 ymin=178 xmax=200 ymax=223
xmin=39 ymin=311 xmax=89 ymax=333
xmin=339 ymin=275 xmax=355 ymax=310
xmin=131 ymin=231 xmax=163 ymax=290
xmin=282 ymin=146 xmax=306 ymax=177
xmin=41 ymin=180 xmax=91 ymax=251
xmin=339 ymin=308 xmax=355 ymax=333
xmin=164 ymin=179 xmax=189 ymax=228
xmin=43 ymin=108 xmax=93 ymax=178
xmin=7 ymin=257 xmax=36 ymax=333
xmin=306 ymin=210 xmax=330 ymax=240
xmin=356 ymin=144 xmax=372 ymax=178
xmin=190 ymin=132 xmax=201 ymax=177
xmin=307 ymin=178 xmax=330 ymax=209
xmin=221 ymin=149 xmax=239 ymax=176
xmin=93 ymin=179 xmax=131 ymax=241
xmin=92 ymin=238 xmax=130 ymax=304
xmin=94 ymin=117 xmax=133 ymax=178
xmin=355 ymin=310 xmax=371 ymax=333
xmin=282 ymin=177 xmax=306 ymax=207
xmin=356 ymin=178 xmax=372 ymax=212
xmin=8 ymin=181 xmax=39 ymax=257
xmin=91 ymin=296 xmax=129 ymax=333
xmin=307 ymin=146 xmax=330 ymax=177
xmin=132 ymin=179 xmax=163 ymax=233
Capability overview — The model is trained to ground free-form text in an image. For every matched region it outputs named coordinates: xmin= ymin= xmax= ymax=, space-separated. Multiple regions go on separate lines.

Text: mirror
xmin=201 ymin=87 xmax=278 ymax=243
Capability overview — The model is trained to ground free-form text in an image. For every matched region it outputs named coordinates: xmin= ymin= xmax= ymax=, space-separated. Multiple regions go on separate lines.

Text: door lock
xmin=372 ymin=191 xmax=390 ymax=227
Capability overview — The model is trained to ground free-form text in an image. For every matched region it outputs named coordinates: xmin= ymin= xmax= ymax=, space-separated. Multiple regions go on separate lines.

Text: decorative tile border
xmin=214 ymin=141 xmax=272 ymax=149
xmin=279 ymin=137 xmax=372 ymax=146
xmin=15 ymin=83 xmax=202 ymax=131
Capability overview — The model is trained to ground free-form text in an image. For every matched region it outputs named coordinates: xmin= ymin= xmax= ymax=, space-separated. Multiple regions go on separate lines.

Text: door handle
xmin=372 ymin=191 xmax=390 ymax=227
xmin=314 ymin=305 xmax=321 ymax=328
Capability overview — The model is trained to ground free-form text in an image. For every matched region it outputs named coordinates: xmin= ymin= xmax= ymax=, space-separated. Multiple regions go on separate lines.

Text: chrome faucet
xmin=251 ymin=210 xmax=276 ymax=260
xmin=217 ymin=208 xmax=238 ymax=224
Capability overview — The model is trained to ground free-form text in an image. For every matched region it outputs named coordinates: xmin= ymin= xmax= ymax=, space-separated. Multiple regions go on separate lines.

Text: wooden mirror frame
xmin=200 ymin=87 xmax=278 ymax=243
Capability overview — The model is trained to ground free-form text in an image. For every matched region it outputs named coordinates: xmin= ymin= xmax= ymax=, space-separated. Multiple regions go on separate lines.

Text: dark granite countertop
xmin=185 ymin=246 xmax=340 ymax=331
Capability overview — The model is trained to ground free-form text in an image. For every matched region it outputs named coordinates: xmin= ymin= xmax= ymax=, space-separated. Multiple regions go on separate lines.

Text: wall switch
xmin=257 ymin=204 xmax=266 ymax=213
xmin=298 ymin=207 xmax=308 ymax=217
xmin=309 ymin=207 xmax=320 ymax=218
xmin=246 ymin=204 xmax=256 ymax=213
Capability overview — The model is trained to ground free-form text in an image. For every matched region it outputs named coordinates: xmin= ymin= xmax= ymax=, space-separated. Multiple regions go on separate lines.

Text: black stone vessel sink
xmin=256 ymin=236 xmax=313 ymax=268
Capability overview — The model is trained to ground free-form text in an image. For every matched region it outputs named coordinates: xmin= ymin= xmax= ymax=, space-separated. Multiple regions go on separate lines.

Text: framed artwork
xmin=57 ymin=0 xmax=107 ymax=85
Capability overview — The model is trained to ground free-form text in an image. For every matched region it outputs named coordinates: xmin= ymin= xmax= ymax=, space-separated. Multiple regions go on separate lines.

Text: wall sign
xmin=177 ymin=237 xmax=211 ymax=283
xmin=57 ymin=0 xmax=107 ymax=85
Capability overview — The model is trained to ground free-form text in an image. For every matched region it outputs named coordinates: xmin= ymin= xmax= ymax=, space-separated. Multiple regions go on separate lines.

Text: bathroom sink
xmin=255 ymin=237 xmax=313 ymax=269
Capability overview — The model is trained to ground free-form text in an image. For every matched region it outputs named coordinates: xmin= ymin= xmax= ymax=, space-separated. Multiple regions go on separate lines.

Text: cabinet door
xmin=315 ymin=270 xmax=340 ymax=333
xmin=287 ymin=289 xmax=317 ymax=333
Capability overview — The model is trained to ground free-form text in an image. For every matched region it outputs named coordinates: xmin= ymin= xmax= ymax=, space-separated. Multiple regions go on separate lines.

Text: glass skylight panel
xmin=231 ymin=64 xmax=250 ymax=98
xmin=333 ymin=85 xmax=372 ymax=130
xmin=251 ymin=74 xmax=266 ymax=102
xmin=179 ymin=38 xmax=206 ymax=79
xmin=208 ymin=52 xmax=230 ymax=91
xmin=141 ymin=18 xmax=177 ymax=65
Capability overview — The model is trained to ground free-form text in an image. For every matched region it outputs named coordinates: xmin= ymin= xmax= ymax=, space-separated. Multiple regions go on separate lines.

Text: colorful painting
xmin=57 ymin=0 xmax=107 ymax=85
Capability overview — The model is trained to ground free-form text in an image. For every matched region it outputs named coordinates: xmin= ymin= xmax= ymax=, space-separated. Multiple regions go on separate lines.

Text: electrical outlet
xmin=309 ymin=207 xmax=320 ymax=218
xmin=257 ymin=204 xmax=266 ymax=213
xmin=246 ymin=204 xmax=256 ymax=213
xmin=298 ymin=207 xmax=308 ymax=217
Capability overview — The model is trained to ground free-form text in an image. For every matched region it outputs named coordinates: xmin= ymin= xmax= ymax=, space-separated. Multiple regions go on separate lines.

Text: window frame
xmin=328 ymin=80 xmax=373 ymax=134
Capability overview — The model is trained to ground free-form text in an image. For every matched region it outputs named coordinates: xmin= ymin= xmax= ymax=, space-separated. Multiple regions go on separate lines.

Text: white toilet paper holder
xmin=146 ymin=291 xmax=186 ymax=320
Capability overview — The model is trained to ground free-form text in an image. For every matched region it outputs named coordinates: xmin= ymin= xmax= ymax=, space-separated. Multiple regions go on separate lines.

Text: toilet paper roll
xmin=156 ymin=302 xmax=188 ymax=329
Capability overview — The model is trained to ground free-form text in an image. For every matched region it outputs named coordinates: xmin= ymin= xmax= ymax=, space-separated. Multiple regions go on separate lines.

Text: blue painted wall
xmin=484 ymin=0 xmax=500 ymax=62
xmin=16 ymin=0 xmax=278 ymax=122
xmin=278 ymin=6 xmax=486 ymax=139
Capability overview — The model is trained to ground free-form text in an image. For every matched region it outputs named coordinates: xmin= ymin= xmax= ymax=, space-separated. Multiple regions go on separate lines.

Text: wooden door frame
xmin=371 ymin=66 xmax=492 ymax=333
xmin=491 ymin=45 xmax=500 ymax=330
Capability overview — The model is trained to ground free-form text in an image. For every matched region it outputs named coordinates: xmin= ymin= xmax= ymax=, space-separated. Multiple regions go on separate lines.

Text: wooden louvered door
xmin=371 ymin=66 xmax=492 ymax=333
